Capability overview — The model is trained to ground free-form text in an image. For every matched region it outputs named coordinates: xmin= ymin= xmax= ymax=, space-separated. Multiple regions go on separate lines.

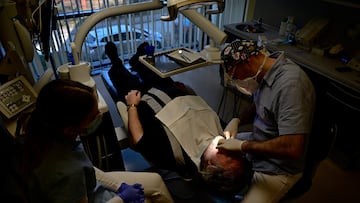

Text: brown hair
xmin=20 ymin=79 xmax=96 ymax=176
xmin=200 ymin=152 xmax=252 ymax=195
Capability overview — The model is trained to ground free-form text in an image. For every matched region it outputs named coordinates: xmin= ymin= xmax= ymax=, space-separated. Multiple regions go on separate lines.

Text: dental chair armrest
xmin=116 ymin=101 xmax=129 ymax=134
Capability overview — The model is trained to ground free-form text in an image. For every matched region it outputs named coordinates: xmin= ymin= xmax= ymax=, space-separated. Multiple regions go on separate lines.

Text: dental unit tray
xmin=139 ymin=48 xmax=209 ymax=78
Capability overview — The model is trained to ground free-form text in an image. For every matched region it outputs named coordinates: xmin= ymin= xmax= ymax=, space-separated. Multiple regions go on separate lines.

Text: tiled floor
xmin=95 ymin=63 xmax=360 ymax=203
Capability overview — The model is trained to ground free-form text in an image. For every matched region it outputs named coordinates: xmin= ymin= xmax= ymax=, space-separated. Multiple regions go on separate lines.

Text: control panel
xmin=0 ymin=76 xmax=37 ymax=119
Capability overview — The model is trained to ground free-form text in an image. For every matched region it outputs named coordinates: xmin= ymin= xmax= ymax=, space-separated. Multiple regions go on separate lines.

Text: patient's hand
xmin=125 ymin=90 xmax=141 ymax=106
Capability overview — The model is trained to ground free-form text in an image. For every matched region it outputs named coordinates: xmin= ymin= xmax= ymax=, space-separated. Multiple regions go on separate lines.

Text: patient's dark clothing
xmin=133 ymin=84 xmax=198 ymax=177
xmin=108 ymin=41 xmax=197 ymax=176
xmin=109 ymin=55 xmax=174 ymax=102
xmin=108 ymin=58 xmax=143 ymax=102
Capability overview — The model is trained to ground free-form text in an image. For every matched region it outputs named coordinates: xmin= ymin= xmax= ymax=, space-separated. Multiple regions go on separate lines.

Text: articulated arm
xmin=71 ymin=0 xmax=164 ymax=64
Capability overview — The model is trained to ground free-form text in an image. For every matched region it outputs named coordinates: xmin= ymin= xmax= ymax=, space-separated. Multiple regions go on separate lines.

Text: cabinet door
xmin=326 ymin=81 xmax=360 ymax=169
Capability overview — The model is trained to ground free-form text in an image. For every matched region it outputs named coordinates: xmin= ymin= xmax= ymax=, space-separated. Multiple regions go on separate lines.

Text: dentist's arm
xmin=222 ymin=103 xmax=256 ymax=139
xmin=217 ymin=134 xmax=305 ymax=160
xmin=223 ymin=118 xmax=240 ymax=139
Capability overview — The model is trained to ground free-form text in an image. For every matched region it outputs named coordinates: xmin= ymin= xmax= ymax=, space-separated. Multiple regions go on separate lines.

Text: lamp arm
xmin=71 ymin=0 xmax=164 ymax=64
xmin=180 ymin=9 xmax=227 ymax=45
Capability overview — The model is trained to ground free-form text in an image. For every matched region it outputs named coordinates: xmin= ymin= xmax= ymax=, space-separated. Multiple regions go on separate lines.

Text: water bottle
xmin=279 ymin=17 xmax=287 ymax=36
xmin=285 ymin=16 xmax=296 ymax=37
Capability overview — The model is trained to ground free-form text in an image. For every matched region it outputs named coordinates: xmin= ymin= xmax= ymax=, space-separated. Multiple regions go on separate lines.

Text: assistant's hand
xmin=117 ymin=182 xmax=145 ymax=203
xmin=217 ymin=138 xmax=247 ymax=152
xmin=125 ymin=90 xmax=141 ymax=106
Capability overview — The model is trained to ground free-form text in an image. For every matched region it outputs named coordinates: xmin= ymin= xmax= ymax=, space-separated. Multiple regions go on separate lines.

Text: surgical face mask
xmin=234 ymin=77 xmax=260 ymax=96
xmin=84 ymin=113 xmax=103 ymax=135
xmin=233 ymin=55 xmax=268 ymax=96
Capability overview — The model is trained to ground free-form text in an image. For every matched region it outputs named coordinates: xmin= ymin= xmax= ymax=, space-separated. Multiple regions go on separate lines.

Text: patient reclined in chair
xmin=104 ymin=41 xmax=252 ymax=195
xmin=118 ymin=83 xmax=252 ymax=195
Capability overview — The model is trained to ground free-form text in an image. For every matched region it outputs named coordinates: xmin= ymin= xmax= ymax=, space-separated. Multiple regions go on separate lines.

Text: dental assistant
xmin=19 ymin=79 xmax=174 ymax=203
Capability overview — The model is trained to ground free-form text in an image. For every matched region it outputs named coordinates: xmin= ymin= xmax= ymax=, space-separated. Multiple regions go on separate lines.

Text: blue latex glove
xmin=132 ymin=183 xmax=144 ymax=191
xmin=117 ymin=183 xmax=145 ymax=203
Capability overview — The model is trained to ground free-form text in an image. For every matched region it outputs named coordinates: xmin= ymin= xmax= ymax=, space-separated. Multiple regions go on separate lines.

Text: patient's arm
xmin=128 ymin=106 xmax=143 ymax=145
xmin=125 ymin=90 xmax=143 ymax=145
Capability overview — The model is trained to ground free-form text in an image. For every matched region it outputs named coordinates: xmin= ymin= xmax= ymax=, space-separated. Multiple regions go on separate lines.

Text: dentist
xmin=217 ymin=40 xmax=316 ymax=203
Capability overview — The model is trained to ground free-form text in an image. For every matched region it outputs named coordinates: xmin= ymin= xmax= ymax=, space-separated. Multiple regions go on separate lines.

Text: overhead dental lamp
xmin=160 ymin=0 xmax=225 ymax=21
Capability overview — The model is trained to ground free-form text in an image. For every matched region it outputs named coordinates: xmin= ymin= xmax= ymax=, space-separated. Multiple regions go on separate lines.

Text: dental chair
xmin=116 ymin=97 xmax=252 ymax=203
xmin=99 ymin=51 xmax=246 ymax=201
xmin=101 ymin=68 xmax=121 ymax=102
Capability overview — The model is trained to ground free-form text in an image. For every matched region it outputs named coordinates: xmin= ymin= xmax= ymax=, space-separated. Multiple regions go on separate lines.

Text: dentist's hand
xmin=217 ymin=138 xmax=247 ymax=152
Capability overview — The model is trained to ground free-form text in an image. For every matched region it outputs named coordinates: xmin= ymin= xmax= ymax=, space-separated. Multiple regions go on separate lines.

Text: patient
xmin=106 ymin=41 xmax=251 ymax=194
xmin=123 ymin=85 xmax=252 ymax=194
